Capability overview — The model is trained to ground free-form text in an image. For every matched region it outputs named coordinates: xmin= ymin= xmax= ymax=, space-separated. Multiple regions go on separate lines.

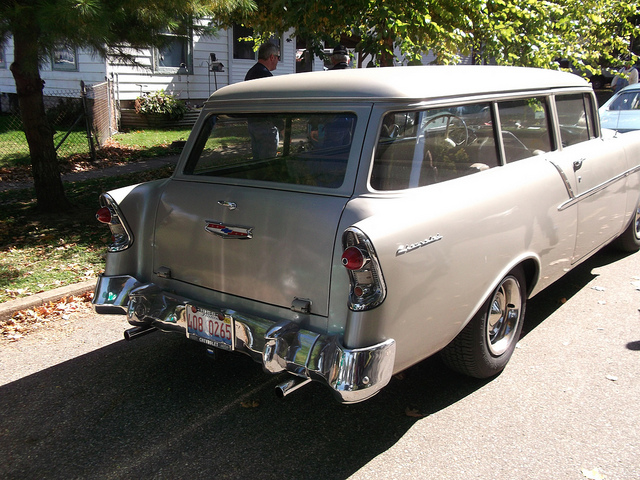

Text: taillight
xmin=341 ymin=227 xmax=387 ymax=311
xmin=341 ymin=246 xmax=366 ymax=270
xmin=96 ymin=207 xmax=112 ymax=223
xmin=97 ymin=194 xmax=133 ymax=252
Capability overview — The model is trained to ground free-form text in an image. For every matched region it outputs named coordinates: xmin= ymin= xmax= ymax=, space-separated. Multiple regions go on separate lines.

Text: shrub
xmin=134 ymin=90 xmax=188 ymax=121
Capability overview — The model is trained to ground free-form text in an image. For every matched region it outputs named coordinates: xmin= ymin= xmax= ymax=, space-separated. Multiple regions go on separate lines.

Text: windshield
xmin=184 ymin=113 xmax=357 ymax=189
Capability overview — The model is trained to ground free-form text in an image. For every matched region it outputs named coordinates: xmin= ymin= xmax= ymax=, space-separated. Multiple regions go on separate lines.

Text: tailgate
xmin=153 ymin=180 xmax=348 ymax=316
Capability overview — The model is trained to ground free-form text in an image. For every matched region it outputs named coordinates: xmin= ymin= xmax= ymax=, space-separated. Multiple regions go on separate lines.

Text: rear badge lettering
xmin=205 ymin=220 xmax=253 ymax=239
xmin=396 ymin=234 xmax=442 ymax=256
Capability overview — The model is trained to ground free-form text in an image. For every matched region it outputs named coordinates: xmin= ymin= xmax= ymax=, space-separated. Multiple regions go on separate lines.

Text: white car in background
xmin=599 ymin=82 xmax=640 ymax=133
xmin=93 ymin=66 xmax=640 ymax=403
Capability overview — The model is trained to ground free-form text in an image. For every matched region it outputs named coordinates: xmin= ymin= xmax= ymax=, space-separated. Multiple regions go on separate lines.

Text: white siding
xmin=0 ymin=40 xmax=14 ymax=94
xmin=0 ymin=39 xmax=107 ymax=95
xmin=109 ymin=25 xmax=234 ymax=103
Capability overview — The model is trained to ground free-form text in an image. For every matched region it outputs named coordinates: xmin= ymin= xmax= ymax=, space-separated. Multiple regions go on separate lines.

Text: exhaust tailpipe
xmin=124 ymin=325 xmax=157 ymax=341
xmin=275 ymin=377 xmax=312 ymax=398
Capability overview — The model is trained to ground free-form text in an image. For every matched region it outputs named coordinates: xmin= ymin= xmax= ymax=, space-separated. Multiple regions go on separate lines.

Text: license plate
xmin=185 ymin=305 xmax=235 ymax=351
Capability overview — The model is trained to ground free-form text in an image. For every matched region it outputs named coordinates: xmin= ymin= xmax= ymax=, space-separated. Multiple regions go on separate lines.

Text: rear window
xmin=184 ymin=113 xmax=356 ymax=189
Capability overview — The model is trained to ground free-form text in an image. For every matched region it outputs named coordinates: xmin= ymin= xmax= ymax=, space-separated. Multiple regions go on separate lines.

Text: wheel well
xmin=518 ymin=258 xmax=539 ymax=297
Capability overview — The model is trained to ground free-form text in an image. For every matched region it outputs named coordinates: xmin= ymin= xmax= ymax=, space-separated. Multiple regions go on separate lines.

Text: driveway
xmin=0 ymin=246 xmax=638 ymax=479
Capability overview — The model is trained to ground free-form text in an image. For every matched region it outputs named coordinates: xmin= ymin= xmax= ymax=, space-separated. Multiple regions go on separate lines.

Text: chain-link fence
xmin=0 ymin=79 xmax=117 ymax=165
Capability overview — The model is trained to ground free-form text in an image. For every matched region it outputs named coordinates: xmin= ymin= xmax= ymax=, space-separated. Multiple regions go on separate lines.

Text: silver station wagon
xmin=94 ymin=66 xmax=640 ymax=403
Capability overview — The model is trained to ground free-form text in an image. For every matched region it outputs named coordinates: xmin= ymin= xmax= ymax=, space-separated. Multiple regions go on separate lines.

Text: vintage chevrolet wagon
xmin=93 ymin=66 xmax=640 ymax=403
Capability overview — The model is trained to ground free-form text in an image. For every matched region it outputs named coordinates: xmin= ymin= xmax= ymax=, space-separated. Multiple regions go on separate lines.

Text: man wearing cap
xmin=329 ymin=45 xmax=350 ymax=70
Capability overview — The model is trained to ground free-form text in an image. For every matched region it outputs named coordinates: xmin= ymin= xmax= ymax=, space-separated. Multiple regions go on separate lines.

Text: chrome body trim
xmin=555 ymin=164 xmax=640 ymax=212
xmin=92 ymin=275 xmax=396 ymax=404
xmin=99 ymin=193 xmax=134 ymax=252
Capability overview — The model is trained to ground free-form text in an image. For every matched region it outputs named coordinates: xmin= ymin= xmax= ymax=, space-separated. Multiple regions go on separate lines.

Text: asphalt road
xmin=0 ymin=246 xmax=638 ymax=480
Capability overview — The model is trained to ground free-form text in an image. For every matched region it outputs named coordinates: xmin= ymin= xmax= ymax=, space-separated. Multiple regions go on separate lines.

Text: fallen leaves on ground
xmin=0 ymin=291 xmax=94 ymax=341
xmin=405 ymin=407 xmax=426 ymax=418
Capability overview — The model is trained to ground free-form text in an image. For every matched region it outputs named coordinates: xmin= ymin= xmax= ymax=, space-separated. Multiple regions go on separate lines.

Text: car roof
xmin=616 ymin=83 xmax=640 ymax=93
xmin=206 ymin=65 xmax=589 ymax=104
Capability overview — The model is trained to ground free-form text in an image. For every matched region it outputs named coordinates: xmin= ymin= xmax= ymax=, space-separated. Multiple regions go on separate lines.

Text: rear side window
xmin=555 ymin=93 xmax=598 ymax=146
xmin=371 ymin=103 xmax=499 ymax=190
xmin=184 ymin=113 xmax=356 ymax=189
xmin=496 ymin=97 xmax=553 ymax=162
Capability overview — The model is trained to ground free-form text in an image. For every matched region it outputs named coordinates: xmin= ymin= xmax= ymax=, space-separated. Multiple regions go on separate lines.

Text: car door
xmin=553 ymin=93 xmax=628 ymax=262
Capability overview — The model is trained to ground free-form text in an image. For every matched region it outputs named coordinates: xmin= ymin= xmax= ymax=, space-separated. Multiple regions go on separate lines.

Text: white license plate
xmin=185 ymin=305 xmax=235 ymax=351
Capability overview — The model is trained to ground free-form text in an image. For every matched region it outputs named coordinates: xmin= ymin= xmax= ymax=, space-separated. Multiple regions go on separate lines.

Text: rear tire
xmin=440 ymin=268 xmax=526 ymax=378
xmin=613 ymin=204 xmax=640 ymax=253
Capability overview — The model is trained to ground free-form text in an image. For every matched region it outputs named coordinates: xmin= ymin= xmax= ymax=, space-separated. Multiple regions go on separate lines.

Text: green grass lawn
xmin=0 ymin=125 xmax=192 ymax=169
xmin=0 ymin=127 xmax=189 ymax=304
xmin=0 ymin=167 xmax=173 ymax=304
xmin=113 ymin=128 xmax=191 ymax=148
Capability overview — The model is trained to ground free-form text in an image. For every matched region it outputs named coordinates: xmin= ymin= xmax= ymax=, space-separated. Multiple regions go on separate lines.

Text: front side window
xmin=52 ymin=45 xmax=78 ymax=71
xmin=555 ymin=93 xmax=597 ymax=146
xmin=497 ymin=98 xmax=552 ymax=162
xmin=371 ymin=103 xmax=498 ymax=190
xmin=184 ymin=113 xmax=357 ymax=189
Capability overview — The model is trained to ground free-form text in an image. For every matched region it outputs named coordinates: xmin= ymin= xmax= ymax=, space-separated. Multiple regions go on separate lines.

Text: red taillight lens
xmin=341 ymin=246 xmax=366 ymax=270
xmin=96 ymin=207 xmax=112 ymax=223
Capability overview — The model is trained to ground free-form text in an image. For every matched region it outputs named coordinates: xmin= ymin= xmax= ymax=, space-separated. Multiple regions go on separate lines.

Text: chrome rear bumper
xmin=93 ymin=275 xmax=396 ymax=403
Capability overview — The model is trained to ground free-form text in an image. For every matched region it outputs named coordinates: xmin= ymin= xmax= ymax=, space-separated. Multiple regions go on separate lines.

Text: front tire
xmin=440 ymin=268 xmax=526 ymax=378
xmin=613 ymin=203 xmax=640 ymax=253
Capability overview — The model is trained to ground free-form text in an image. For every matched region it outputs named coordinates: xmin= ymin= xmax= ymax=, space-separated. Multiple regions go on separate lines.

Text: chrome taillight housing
xmin=96 ymin=193 xmax=133 ymax=252
xmin=341 ymin=227 xmax=387 ymax=311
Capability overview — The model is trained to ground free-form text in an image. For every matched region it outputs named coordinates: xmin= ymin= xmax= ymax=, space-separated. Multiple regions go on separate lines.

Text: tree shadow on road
xmin=0 ymin=247 xmax=632 ymax=480
xmin=0 ymin=328 xmax=488 ymax=479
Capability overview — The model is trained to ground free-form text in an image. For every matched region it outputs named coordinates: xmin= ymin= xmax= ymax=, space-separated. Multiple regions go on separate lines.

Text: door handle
xmin=573 ymin=159 xmax=584 ymax=171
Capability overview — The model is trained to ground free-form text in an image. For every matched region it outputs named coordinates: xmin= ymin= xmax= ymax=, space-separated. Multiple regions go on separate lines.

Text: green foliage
xmin=214 ymin=0 xmax=639 ymax=74
xmin=134 ymin=91 xmax=189 ymax=121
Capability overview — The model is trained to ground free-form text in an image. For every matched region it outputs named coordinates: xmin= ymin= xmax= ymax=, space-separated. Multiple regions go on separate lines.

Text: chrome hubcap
xmin=486 ymin=276 xmax=522 ymax=356
xmin=634 ymin=206 xmax=640 ymax=240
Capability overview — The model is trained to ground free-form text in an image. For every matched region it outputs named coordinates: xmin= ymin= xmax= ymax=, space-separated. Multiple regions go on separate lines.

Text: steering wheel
xmin=423 ymin=113 xmax=469 ymax=147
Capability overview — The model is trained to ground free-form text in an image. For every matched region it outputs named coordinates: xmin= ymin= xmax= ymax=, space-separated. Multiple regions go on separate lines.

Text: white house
xmin=0 ymin=21 xmax=452 ymax=134
xmin=0 ymin=23 xmax=331 ymax=116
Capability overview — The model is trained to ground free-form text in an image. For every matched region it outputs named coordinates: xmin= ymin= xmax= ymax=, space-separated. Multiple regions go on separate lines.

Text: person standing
xmin=244 ymin=42 xmax=280 ymax=81
xmin=244 ymin=42 xmax=281 ymax=159
xmin=611 ymin=61 xmax=639 ymax=93
xmin=329 ymin=45 xmax=350 ymax=70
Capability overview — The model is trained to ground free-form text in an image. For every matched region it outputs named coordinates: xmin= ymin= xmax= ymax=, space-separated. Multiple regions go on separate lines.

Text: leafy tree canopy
xmin=215 ymin=0 xmax=639 ymax=72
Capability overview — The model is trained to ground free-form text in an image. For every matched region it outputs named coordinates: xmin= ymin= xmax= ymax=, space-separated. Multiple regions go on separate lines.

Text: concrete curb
xmin=0 ymin=280 xmax=96 ymax=322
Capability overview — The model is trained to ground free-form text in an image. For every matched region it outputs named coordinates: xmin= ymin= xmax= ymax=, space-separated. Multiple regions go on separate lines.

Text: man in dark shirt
xmin=244 ymin=42 xmax=281 ymax=159
xmin=329 ymin=45 xmax=350 ymax=70
xmin=244 ymin=43 xmax=280 ymax=81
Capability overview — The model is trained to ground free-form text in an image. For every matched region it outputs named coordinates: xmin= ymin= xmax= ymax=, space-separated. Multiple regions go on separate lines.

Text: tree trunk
xmin=10 ymin=26 xmax=71 ymax=213
xmin=379 ymin=36 xmax=395 ymax=67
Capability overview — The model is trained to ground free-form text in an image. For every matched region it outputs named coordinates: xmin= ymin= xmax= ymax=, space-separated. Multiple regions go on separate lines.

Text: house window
xmin=155 ymin=23 xmax=192 ymax=74
xmin=0 ymin=44 xmax=5 ymax=68
xmin=233 ymin=24 xmax=281 ymax=60
xmin=52 ymin=45 xmax=78 ymax=71
xmin=233 ymin=24 xmax=255 ymax=60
